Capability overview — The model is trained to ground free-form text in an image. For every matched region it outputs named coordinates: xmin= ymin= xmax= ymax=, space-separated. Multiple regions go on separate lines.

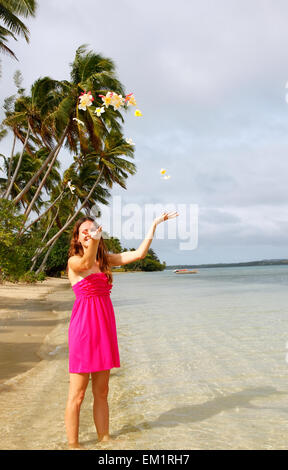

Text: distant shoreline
xmin=165 ymin=259 xmax=288 ymax=269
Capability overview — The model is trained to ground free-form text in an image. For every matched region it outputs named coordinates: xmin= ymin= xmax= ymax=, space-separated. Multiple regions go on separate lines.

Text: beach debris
xmin=78 ymin=90 xmax=94 ymax=110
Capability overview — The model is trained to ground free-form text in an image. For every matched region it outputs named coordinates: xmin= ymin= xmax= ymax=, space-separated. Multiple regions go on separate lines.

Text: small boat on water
xmin=173 ymin=269 xmax=198 ymax=274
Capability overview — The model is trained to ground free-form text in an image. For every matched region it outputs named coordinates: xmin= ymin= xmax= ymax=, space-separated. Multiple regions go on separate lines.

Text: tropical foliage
xmin=0 ymin=0 xmax=37 ymax=68
xmin=122 ymin=248 xmax=166 ymax=272
xmin=0 ymin=45 xmax=138 ymax=281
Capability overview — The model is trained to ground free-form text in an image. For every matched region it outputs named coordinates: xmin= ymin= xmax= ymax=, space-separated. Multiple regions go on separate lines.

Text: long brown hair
xmin=66 ymin=216 xmax=113 ymax=284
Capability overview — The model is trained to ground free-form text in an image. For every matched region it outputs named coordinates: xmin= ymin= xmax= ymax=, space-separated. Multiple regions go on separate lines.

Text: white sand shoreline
xmin=0 ymin=275 xmax=126 ymax=450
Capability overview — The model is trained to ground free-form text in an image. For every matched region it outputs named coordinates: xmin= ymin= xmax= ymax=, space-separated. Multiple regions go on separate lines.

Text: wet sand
xmin=0 ymin=275 xmax=126 ymax=450
xmin=0 ymin=277 xmax=66 ymax=384
xmin=1 ymin=268 xmax=288 ymax=450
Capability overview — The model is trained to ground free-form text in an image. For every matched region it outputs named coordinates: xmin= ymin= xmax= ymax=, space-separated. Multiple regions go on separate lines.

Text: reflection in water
xmin=1 ymin=267 xmax=288 ymax=450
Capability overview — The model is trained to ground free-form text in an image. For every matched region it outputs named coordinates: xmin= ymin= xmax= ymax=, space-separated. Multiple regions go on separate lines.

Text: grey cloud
xmin=1 ymin=0 xmax=288 ymax=263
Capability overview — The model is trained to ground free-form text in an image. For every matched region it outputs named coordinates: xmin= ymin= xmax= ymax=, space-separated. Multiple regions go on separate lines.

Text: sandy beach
xmin=0 ymin=276 xmax=71 ymax=449
xmin=0 ymin=274 xmax=129 ymax=450
xmin=0 ymin=277 xmax=65 ymax=384
xmin=1 ymin=267 xmax=288 ymax=450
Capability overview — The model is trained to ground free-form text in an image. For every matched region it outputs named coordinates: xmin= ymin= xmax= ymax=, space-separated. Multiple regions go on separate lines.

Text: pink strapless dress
xmin=68 ymin=272 xmax=120 ymax=373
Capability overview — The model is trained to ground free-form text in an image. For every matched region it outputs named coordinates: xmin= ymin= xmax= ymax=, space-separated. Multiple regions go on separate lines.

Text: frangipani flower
xmin=73 ymin=117 xmax=85 ymax=126
xmin=126 ymin=137 xmax=135 ymax=145
xmin=78 ymin=91 xmax=94 ymax=111
xmin=99 ymin=91 xmax=137 ymax=112
xmin=94 ymin=106 xmax=105 ymax=117
xmin=110 ymin=93 xmax=125 ymax=110
xmin=160 ymin=168 xmax=171 ymax=179
xmin=67 ymin=180 xmax=76 ymax=194
xmin=125 ymin=93 xmax=137 ymax=106
xmin=99 ymin=91 xmax=114 ymax=108
xmin=134 ymin=109 xmax=142 ymax=117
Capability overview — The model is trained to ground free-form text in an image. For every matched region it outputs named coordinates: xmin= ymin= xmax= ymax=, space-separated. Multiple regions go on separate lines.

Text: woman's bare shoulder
xmin=68 ymin=254 xmax=87 ymax=274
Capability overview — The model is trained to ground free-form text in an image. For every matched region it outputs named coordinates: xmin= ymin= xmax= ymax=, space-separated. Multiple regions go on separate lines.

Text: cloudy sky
xmin=1 ymin=0 xmax=288 ymax=265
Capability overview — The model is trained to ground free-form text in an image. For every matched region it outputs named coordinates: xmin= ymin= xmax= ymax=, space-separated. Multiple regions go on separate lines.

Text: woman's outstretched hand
xmin=88 ymin=225 xmax=102 ymax=240
xmin=154 ymin=210 xmax=179 ymax=226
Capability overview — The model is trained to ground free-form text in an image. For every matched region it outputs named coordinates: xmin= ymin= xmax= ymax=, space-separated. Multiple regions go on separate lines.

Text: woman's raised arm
xmin=107 ymin=210 xmax=179 ymax=266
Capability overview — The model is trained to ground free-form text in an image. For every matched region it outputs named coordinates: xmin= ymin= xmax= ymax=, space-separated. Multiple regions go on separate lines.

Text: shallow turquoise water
xmin=103 ymin=266 xmax=288 ymax=450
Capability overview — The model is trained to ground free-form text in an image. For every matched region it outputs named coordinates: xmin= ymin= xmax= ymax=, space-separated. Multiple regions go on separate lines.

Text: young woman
xmin=65 ymin=210 xmax=178 ymax=449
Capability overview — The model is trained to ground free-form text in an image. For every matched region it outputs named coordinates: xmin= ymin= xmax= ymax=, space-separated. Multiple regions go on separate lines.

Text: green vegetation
xmin=0 ymin=45 xmax=137 ymax=282
xmin=121 ymin=247 xmax=166 ymax=272
xmin=0 ymin=0 xmax=37 ymax=69
xmin=166 ymin=259 xmax=288 ymax=269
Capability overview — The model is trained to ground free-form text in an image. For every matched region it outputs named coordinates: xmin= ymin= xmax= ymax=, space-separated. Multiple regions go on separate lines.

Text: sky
xmin=1 ymin=0 xmax=288 ymax=265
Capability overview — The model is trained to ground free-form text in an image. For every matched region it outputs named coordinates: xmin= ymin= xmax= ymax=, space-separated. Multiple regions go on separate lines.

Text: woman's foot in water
xmin=68 ymin=442 xmax=86 ymax=450
xmin=97 ymin=433 xmax=110 ymax=443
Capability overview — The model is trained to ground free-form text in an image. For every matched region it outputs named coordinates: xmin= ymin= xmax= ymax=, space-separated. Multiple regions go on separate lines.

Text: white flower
xmin=99 ymin=91 xmax=114 ymax=108
xmin=67 ymin=180 xmax=76 ymax=194
xmin=111 ymin=93 xmax=125 ymax=110
xmin=125 ymin=93 xmax=137 ymax=106
xmin=73 ymin=117 xmax=85 ymax=126
xmin=78 ymin=91 xmax=94 ymax=111
xmin=125 ymin=137 xmax=135 ymax=145
xmin=94 ymin=106 xmax=105 ymax=117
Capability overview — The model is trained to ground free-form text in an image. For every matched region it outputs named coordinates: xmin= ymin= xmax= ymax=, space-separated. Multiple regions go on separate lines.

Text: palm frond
xmin=3 ymin=0 xmax=37 ymax=17
xmin=0 ymin=4 xmax=30 ymax=41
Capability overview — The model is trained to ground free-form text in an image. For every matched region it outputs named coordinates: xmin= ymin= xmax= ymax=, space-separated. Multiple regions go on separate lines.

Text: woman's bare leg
xmin=91 ymin=370 xmax=111 ymax=442
xmin=65 ymin=372 xmax=90 ymax=448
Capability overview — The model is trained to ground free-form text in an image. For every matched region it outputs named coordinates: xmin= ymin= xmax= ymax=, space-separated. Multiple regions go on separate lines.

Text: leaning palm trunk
xmin=23 ymin=143 xmax=61 ymax=221
xmin=29 ymin=192 xmax=67 ymax=271
xmin=34 ymin=207 xmax=72 ymax=274
xmin=5 ymin=133 xmax=17 ymax=188
xmin=28 ymin=165 xmax=105 ymax=272
xmin=19 ymin=189 xmax=65 ymax=236
xmin=3 ymin=123 xmax=31 ymax=199
xmin=34 ymin=235 xmax=58 ymax=274
xmin=12 ymin=125 xmax=68 ymax=206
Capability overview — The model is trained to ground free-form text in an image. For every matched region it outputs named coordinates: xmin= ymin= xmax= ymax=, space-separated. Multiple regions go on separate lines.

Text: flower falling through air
xmin=67 ymin=181 xmax=76 ymax=194
xmin=94 ymin=107 xmax=105 ymax=117
xmin=77 ymin=90 xmax=141 ymax=148
xmin=78 ymin=91 xmax=94 ymax=111
xmin=78 ymin=90 xmax=141 ymax=117
xmin=73 ymin=118 xmax=85 ymax=126
xmin=126 ymin=138 xmax=135 ymax=145
xmin=160 ymin=168 xmax=171 ymax=180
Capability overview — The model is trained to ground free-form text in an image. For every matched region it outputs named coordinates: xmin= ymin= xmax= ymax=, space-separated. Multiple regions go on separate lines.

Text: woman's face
xmin=78 ymin=220 xmax=97 ymax=249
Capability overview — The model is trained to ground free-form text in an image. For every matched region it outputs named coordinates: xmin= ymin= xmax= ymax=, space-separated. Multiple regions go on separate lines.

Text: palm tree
xmin=0 ymin=147 xmax=62 ymax=214
xmin=11 ymin=45 xmax=133 ymax=224
xmin=2 ymin=76 xmax=62 ymax=200
xmin=28 ymin=127 xmax=137 ymax=272
xmin=1 ymin=45 xmax=138 ymax=274
xmin=0 ymin=0 xmax=37 ymax=63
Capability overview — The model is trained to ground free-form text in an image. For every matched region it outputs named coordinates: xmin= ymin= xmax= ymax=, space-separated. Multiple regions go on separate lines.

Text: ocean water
xmin=101 ymin=265 xmax=288 ymax=450
xmin=1 ymin=265 xmax=288 ymax=450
